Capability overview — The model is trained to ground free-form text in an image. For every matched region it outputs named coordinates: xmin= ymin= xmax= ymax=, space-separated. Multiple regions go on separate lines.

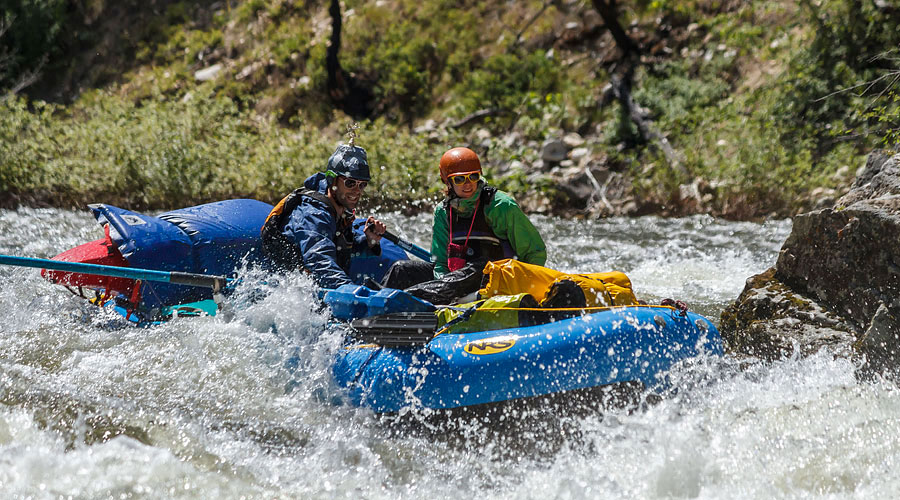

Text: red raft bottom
xmin=41 ymin=225 xmax=136 ymax=298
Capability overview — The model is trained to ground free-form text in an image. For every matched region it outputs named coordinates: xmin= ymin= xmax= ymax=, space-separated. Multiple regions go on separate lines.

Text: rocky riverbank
xmin=413 ymin=124 xmax=843 ymax=220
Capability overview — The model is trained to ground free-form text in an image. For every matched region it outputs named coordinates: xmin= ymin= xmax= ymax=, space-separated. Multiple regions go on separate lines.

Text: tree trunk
xmin=325 ymin=0 xmax=374 ymax=118
xmin=591 ymin=0 xmax=638 ymax=60
xmin=592 ymin=0 xmax=687 ymax=177
xmin=326 ymin=0 xmax=348 ymax=102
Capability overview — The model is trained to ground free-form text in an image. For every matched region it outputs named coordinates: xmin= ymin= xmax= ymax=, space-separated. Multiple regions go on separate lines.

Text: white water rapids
xmin=2 ymin=207 xmax=899 ymax=499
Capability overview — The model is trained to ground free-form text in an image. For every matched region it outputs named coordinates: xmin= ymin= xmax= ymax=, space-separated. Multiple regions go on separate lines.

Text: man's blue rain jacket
xmin=281 ymin=173 xmax=379 ymax=289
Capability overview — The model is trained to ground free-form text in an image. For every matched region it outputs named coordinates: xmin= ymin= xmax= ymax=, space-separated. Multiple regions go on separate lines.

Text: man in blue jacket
xmin=261 ymin=144 xmax=387 ymax=289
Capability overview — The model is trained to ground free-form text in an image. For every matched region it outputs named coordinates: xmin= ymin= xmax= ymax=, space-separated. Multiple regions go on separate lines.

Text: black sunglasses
xmin=340 ymin=177 xmax=368 ymax=190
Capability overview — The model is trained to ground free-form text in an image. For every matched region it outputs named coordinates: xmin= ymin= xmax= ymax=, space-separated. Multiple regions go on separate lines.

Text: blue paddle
xmin=379 ymin=231 xmax=433 ymax=262
xmin=0 ymin=254 xmax=231 ymax=292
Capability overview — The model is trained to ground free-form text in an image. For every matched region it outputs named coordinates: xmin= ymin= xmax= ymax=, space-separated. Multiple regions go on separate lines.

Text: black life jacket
xmin=445 ymin=186 xmax=515 ymax=264
xmin=260 ymin=188 xmax=355 ymax=272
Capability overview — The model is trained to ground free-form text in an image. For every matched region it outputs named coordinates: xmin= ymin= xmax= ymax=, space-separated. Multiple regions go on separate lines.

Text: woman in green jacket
xmin=430 ymin=146 xmax=546 ymax=278
xmin=383 ymin=147 xmax=546 ymax=304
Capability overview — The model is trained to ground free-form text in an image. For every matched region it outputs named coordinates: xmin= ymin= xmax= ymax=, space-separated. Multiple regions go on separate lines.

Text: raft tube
xmin=44 ymin=200 xmax=409 ymax=321
xmin=333 ymin=306 xmax=722 ymax=413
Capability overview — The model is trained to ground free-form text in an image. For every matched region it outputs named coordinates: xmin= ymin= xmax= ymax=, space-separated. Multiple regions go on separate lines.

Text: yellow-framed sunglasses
xmin=449 ymin=172 xmax=481 ymax=185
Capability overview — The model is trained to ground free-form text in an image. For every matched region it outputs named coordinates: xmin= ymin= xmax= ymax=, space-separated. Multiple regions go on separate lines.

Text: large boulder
xmin=720 ymin=150 xmax=900 ymax=371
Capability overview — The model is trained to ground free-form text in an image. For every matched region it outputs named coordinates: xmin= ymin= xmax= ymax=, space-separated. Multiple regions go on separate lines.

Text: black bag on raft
xmin=403 ymin=260 xmax=487 ymax=305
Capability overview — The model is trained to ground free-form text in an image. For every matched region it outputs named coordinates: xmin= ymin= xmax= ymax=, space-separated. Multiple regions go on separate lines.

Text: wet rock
xmin=721 ymin=150 xmax=900 ymax=371
xmin=857 ymin=299 xmax=900 ymax=374
xmin=720 ymin=268 xmax=855 ymax=360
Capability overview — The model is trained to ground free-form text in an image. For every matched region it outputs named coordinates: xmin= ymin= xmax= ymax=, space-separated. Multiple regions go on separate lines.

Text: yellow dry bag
xmin=479 ymin=259 xmax=638 ymax=307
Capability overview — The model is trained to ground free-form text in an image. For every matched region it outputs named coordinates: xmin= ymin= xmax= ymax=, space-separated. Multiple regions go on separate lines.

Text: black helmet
xmin=326 ymin=144 xmax=370 ymax=181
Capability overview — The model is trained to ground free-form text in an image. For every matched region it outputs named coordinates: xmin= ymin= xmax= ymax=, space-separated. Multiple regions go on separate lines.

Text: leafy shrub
xmin=454 ymin=51 xmax=562 ymax=116
xmin=771 ymin=0 xmax=900 ymax=153
xmin=363 ymin=36 xmax=441 ymax=122
xmin=0 ymin=93 xmax=452 ymax=210
xmin=868 ymin=88 xmax=900 ymax=148
xmin=341 ymin=0 xmax=483 ymax=122
xmin=5 ymin=0 xmax=900 ymax=219
xmin=636 ymin=57 xmax=732 ymax=135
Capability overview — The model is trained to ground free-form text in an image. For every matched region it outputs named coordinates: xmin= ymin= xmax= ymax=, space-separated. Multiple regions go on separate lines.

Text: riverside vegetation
xmin=1 ymin=0 xmax=898 ymax=217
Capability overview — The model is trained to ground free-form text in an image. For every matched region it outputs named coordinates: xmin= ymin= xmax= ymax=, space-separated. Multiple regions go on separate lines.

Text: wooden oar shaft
xmin=0 ymin=254 xmax=230 ymax=291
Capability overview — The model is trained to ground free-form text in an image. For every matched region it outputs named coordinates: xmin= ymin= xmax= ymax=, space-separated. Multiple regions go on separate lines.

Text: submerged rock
xmin=720 ymin=150 xmax=900 ymax=372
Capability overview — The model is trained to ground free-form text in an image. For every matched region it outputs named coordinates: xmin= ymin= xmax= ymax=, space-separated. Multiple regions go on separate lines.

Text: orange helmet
xmin=439 ymin=147 xmax=482 ymax=183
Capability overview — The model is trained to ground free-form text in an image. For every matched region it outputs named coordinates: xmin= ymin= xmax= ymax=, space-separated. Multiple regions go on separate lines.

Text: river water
xmin=2 ymin=207 xmax=899 ymax=499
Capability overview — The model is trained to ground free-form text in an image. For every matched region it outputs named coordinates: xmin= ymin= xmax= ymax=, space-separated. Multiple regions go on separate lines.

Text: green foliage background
xmin=1 ymin=0 xmax=898 ymax=216
xmin=0 ymin=0 xmax=66 ymax=90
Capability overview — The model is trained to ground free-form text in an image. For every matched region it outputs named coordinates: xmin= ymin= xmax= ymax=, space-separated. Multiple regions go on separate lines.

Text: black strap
xmin=261 ymin=188 xmax=352 ymax=271
xmin=445 ymin=186 xmax=505 ymax=262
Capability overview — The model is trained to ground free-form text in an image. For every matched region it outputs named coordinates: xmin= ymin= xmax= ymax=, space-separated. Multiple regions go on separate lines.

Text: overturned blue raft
xmin=332 ymin=304 xmax=722 ymax=413
xmin=46 ymin=200 xmax=409 ymax=323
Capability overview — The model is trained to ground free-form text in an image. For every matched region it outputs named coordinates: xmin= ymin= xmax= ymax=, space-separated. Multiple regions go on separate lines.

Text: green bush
xmin=364 ymin=36 xmax=441 ymax=122
xmin=342 ymin=0 xmax=483 ymax=122
xmin=455 ymin=51 xmax=562 ymax=116
xmin=0 ymin=93 xmax=453 ymax=210
xmin=636 ymin=58 xmax=732 ymax=135
xmin=771 ymin=0 xmax=900 ymax=153
xmin=868 ymin=88 xmax=900 ymax=148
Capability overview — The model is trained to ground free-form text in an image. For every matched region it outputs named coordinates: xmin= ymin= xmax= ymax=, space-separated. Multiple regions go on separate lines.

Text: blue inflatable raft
xmin=331 ymin=298 xmax=722 ymax=413
xmin=38 ymin=200 xmax=724 ymax=413
xmin=45 ymin=199 xmax=409 ymax=322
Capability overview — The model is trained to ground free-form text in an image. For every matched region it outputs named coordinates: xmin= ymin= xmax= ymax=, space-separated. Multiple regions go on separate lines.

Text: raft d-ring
xmin=653 ymin=315 xmax=667 ymax=328
xmin=694 ymin=319 xmax=709 ymax=333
